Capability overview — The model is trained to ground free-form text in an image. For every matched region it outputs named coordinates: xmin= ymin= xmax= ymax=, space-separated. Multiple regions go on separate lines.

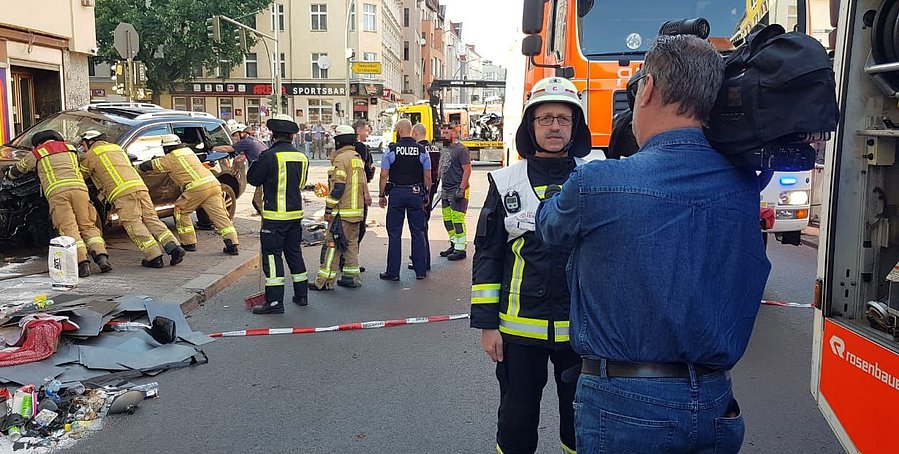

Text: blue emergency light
xmin=780 ymin=176 xmax=798 ymax=186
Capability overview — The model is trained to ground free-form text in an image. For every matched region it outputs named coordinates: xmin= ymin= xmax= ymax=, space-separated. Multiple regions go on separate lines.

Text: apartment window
xmin=311 ymin=4 xmax=328 ymax=31
xmin=273 ymin=53 xmax=286 ymax=77
xmin=216 ymin=60 xmax=231 ymax=78
xmin=191 ymin=97 xmax=206 ymax=113
xmin=219 ymin=98 xmax=233 ymax=120
xmin=312 ymin=53 xmax=329 ymax=79
xmin=361 ymin=52 xmax=377 ymax=80
xmin=363 ymin=4 xmax=377 ymax=32
xmin=403 ymin=8 xmax=410 ymax=27
xmin=247 ymin=99 xmax=261 ymax=124
xmin=404 ymin=41 xmax=410 ymax=61
xmin=308 ymin=99 xmax=334 ymax=123
xmin=245 ymin=53 xmax=258 ymax=78
xmin=271 ymin=3 xmax=285 ymax=32
xmin=349 ymin=3 xmax=356 ymax=32
xmin=88 ymin=59 xmax=96 ymax=77
xmin=173 ymin=97 xmax=188 ymax=111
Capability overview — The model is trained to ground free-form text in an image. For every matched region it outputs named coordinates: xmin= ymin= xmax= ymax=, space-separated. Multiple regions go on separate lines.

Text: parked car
xmin=364 ymin=132 xmax=385 ymax=152
xmin=0 ymin=103 xmax=247 ymax=246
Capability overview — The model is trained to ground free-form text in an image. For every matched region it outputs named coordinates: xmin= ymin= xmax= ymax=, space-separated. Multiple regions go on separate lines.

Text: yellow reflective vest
xmin=80 ymin=142 xmax=148 ymax=202
xmin=14 ymin=141 xmax=87 ymax=197
xmin=149 ymin=147 xmax=218 ymax=192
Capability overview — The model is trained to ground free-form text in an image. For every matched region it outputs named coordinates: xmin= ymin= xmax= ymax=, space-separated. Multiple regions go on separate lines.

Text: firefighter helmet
xmin=266 ymin=114 xmax=299 ymax=134
xmin=334 ymin=124 xmax=356 ymax=141
xmin=160 ymin=134 xmax=182 ymax=147
xmin=30 ymin=130 xmax=64 ymax=147
xmin=515 ymin=77 xmax=591 ymax=158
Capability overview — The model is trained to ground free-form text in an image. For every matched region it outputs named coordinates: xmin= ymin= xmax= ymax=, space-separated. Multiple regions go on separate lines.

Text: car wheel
xmin=196 ymin=182 xmax=238 ymax=229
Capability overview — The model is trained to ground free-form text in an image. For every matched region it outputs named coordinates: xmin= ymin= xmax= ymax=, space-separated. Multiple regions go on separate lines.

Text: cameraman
xmin=536 ymin=35 xmax=770 ymax=452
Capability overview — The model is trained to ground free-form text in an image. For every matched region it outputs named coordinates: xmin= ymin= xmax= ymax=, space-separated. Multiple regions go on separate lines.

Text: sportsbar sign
xmin=171 ymin=83 xmax=347 ymax=97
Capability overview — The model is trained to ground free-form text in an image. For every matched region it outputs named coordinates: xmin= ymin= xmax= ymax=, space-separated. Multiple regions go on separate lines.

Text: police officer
xmin=79 ymin=130 xmax=185 ymax=268
xmin=247 ymin=114 xmax=310 ymax=314
xmin=409 ymin=122 xmax=440 ymax=271
xmin=6 ymin=130 xmax=110 ymax=277
xmin=311 ymin=125 xmax=371 ymax=290
xmin=470 ymin=77 xmax=592 ymax=454
xmin=378 ymin=119 xmax=432 ymax=281
xmin=139 ymin=134 xmax=239 ymax=255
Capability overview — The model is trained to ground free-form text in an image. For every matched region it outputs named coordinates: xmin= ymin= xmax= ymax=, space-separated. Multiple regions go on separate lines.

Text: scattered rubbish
xmin=48 ymin=236 xmax=79 ymax=291
xmin=302 ymin=219 xmax=327 ymax=246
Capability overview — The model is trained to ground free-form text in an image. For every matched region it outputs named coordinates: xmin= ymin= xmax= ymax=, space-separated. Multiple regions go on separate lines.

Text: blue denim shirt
xmin=536 ymin=128 xmax=771 ymax=369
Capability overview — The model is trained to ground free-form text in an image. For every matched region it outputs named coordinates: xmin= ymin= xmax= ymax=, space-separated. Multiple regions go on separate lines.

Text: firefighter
xmin=78 ymin=130 xmax=185 ymax=268
xmin=310 ymin=125 xmax=371 ymax=290
xmin=470 ymin=77 xmax=592 ymax=454
xmin=378 ymin=119 xmax=432 ymax=281
xmin=5 ymin=130 xmax=110 ymax=277
xmin=247 ymin=114 xmax=310 ymax=314
xmin=139 ymin=134 xmax=239 ymax=255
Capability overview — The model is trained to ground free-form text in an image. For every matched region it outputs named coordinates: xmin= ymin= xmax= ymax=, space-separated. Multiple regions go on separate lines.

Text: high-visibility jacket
xmin=325 ymin=145 xmax=367 ymax=222
xmin=470 ymin=157 xmax=579 ymax=347
xmin=13 ymin=141 xmax=87 ymax=197
xmin=80 ymin=142 xmax=148 ymax=202
xmin=149 ymin=147 xmax=218 ymax=192
xmin=247 ymin=140 xmax=309 ymax=221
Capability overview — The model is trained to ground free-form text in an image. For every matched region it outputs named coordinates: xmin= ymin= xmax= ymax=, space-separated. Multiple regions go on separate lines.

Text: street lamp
xmin=344 ymin=0 xmax=356 ymax=123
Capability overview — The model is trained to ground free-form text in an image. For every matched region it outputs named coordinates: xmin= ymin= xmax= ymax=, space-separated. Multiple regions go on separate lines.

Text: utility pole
xmin=345 ymin=0 xmax=355 ymax=123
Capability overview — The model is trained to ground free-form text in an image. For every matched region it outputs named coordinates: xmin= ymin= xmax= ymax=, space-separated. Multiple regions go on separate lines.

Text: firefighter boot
xmin=141 ymin=255 xmax=165 ymax=269
xmin=78 ymin=261 xmax=91 ymax=278
xmin=181 ymin=244 xmax=197 ymax=252
xmin=292 ymin=283 xmax=308 ymax=306
xmin=439 ymin=243 xmax=455 ymax=257
xmin=92 ymin=252 xmax=112 ymax=273
xmin=223 ymin=239 xmax=239 ymax=256
xmin=447 ymin=250 xmax=467 ymax=261
xmin=164 ymin=242 xmax=186 ymax=266
xmin=252 ymin=299 xmax=284 ymax=314
xmin=337 ymin=276 xmax=361 ymax=289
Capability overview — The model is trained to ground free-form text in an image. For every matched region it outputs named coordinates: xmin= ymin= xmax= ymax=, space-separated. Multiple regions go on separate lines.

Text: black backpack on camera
xmin=705 ymin=24 xmax=839 ymax=171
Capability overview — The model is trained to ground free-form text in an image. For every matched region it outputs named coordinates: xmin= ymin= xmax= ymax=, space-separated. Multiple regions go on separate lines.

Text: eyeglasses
xmin=626 ymin=73 xmax=650 ymax=110
xmin=534 ymin=115 xmax=574 ymax=127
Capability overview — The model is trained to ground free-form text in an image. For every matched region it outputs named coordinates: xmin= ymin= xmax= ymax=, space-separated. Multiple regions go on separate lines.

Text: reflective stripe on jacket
xmin=326 ymin=146 xmax=367 ymax=221
xmin=15 ymin=141 xmax=87 ymax=197
xmin=247 ymin=141 xmax=309 ymax=221
xmin=150 ymin=148 xmax=218 ymax=192
xmin=80 ymin=142 xmax=147 ymax=202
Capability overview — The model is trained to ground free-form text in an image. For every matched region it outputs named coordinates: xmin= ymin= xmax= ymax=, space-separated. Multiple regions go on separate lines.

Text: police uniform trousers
xmin=48 ymin=189 xmax=107 ymax=263
xmin=260 ymin=219 xmax=308 ymax=304
xmin=496 ymin=339 xmax=580 ymax=454
xmin=385 ymin=186 xmax=427 ymax=276
xmin=114 ymin=190 xmax=177 ymax=260
xmin=174 ymin=183 xmax=238 ymax=246
xmin=314 ymin=220 xmax=362 ymax=288
xmin=442 ymin=188 xmax=469 ymax=252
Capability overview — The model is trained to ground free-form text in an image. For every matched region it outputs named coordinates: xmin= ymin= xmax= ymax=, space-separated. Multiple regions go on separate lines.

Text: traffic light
xmin=236 ymin=29 xmax=248 ymax=53
xmin=206 ymin=16 xmax=221 ymax=43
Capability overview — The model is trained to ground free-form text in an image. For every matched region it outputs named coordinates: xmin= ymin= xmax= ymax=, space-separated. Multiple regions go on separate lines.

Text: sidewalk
xmin=801 ymin=225 xmax=820 ymax=249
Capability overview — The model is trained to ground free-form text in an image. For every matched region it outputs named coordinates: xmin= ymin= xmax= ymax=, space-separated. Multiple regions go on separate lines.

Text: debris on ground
xmin=0 ymin=294 xmax=210 ymax=450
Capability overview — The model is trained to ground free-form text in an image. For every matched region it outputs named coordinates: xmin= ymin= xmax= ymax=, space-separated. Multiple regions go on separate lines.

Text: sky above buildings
xmin=442 ymin=0 xmax=522 ymax=69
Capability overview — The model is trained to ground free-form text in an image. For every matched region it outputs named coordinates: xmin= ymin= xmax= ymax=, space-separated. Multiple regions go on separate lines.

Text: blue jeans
xmin=574 ymin=363 xmax=744 ymax=453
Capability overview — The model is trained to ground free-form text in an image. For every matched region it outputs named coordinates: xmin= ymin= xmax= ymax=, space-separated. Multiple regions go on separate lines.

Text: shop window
xmin=247 ymin=98 xmax=261 ymax=125
xmin=219 ymin=98 xmax=233 ymax=120
xmin=173 ymin=97 xmax=188 ymax=111
xmin=191 ymin=97 xmax=206 ymax=113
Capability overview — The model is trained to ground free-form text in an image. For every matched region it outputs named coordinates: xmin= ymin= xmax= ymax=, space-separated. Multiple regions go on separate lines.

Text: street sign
xmin=113 ymin=23 xmax=140 ymax=59
xmin=351 ymin=62 xmax=382 ymax=74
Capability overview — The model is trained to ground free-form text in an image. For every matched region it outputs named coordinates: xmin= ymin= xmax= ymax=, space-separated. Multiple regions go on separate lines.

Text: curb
xmin=178 ymin=252 xmax=260 ymax=313
xmin=801 ymin=237 xmax=819 ymax=249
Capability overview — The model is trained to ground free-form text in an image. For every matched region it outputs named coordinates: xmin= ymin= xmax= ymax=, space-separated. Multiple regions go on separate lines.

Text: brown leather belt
xmin=581 ymin=358 xmax=718 ymax=378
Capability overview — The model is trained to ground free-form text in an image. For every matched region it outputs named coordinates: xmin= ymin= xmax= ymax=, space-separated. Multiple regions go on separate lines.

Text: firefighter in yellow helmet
xmin=310 ymin=125 xmax=371 ymax=290
xmin=5 ymin=130 xmax=110 ymax=277
xmin=78 ymin=130 xmax=186 ymax=268
xmin=138 ymin=134 xmax=239 ymax=255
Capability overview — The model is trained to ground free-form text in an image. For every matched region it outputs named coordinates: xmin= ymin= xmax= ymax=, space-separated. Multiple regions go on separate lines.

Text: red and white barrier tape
xmin=210 ymin=313 xmax=470 ymax=338
xmin=762 ymin=300 xmax=814 ymax=308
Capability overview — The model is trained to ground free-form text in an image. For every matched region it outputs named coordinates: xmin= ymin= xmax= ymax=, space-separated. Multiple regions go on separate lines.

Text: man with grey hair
xmin=536 ymin=35 xmax=771 ymax=452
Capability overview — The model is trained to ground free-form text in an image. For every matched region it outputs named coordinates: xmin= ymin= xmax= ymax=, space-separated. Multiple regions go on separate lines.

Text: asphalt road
xmin=60 ymin=169 xmax=844 ymax=454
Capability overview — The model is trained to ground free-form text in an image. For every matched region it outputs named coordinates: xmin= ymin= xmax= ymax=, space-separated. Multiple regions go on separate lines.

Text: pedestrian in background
xmin=471 ymin=77 xmax=592 ymax=454
xmin=247 ymin=114 xmax=310 ymax=314
xmin=378 ymin=119 xmax=431 ymax=281
xmin=438 ymin=129 xmax=471 ymax=261
xmin=79 ymin=130 xmax=185 ymax=269
xmin=215 ymin=123 xmax=269 ymax=215
xmin=312 ymin=122 xmax=325 ymax=159
xmin=536 ymin=35 xmax=771 ymax=452
xmin=311 ymin=125 xmax=371 ymax=290
xmin=5 ymin=130 xmax=110 ymax=277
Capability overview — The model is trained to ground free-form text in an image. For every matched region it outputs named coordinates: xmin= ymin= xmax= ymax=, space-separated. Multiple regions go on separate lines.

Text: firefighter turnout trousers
xmin=315 ymin=220 xmax=362 ymax=288
xmin=442 ymin=188 xmax=469 ymax=252
xmin=496 ymin=341 xmax=579 ymax=454
xmin=174 ymin=183 xmax=238 ymax=246
xmin=260 ymin=219 xmax=307 ymax=304
xmin=48 ymin=189 xmax=107 ymax=263
xmin=115 ymin=191 xmax=178 ymax=260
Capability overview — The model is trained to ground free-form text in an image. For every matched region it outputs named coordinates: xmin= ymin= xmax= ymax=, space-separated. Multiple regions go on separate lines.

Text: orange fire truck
xmin=811 ymin=1 xmax=899 ymax=452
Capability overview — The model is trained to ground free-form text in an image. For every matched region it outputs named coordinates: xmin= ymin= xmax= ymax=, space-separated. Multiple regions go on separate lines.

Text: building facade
xmin=151 ymin=1 xmax=402 ymax=129
xmin=0 ymin=0 xmax=96 ymax=142
xmin=400 ymin=0 xmax=423 ymax=104
xmin=420 ymin=0 xmax=446 ymax=96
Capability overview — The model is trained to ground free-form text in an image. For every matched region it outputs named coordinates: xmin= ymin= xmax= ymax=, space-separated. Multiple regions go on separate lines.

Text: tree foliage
xmin=95 ymin=0 xmax=271 ymax=99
